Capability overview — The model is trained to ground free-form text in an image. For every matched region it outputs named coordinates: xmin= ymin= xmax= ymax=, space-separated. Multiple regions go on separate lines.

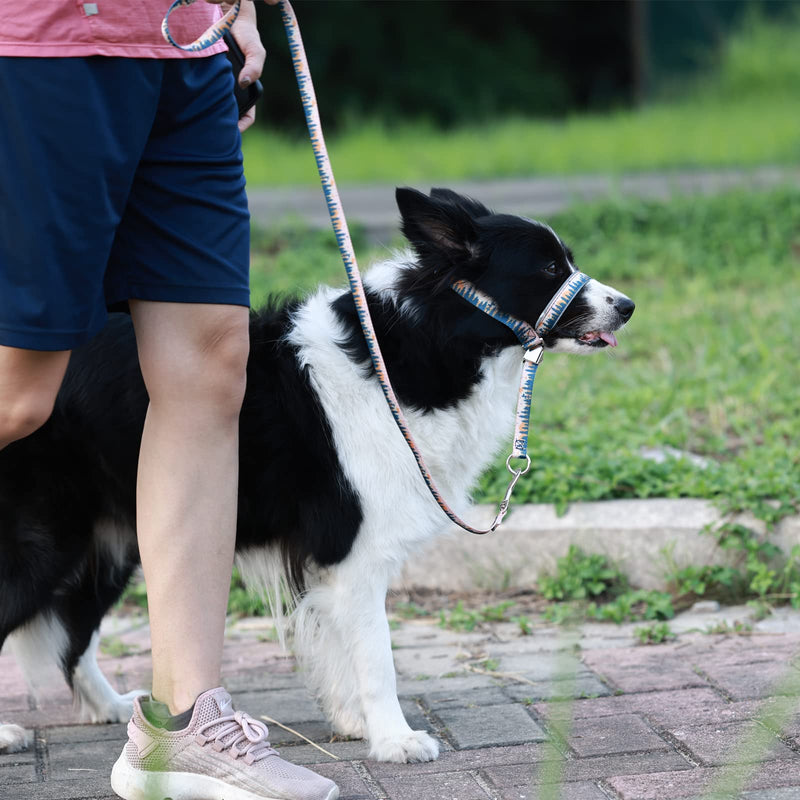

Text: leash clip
xmin=490 ymin=454 xmax=532 ymax=530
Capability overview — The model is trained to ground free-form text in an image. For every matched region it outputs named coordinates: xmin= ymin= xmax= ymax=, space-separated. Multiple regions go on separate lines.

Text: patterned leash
xmin=162 ymin=0 xmax=591 ymax=534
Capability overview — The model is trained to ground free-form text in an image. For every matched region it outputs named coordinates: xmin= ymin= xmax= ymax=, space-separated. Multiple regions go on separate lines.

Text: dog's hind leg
xmin=301 ymin=559 xmax=439 ymax=763
xmin=50 ymin=536 xmax=145 ymax=724
xmin=0 ymin=627 xmax=31 ymax=753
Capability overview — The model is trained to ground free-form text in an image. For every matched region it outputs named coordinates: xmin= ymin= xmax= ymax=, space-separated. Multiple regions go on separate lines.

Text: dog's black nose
xmin=615 ymin=297 xmax=635 ymax=321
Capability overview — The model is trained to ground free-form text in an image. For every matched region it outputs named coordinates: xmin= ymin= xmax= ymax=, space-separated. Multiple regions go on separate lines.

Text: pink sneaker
xmin=110 ymin=687 xmax=339 ymax=800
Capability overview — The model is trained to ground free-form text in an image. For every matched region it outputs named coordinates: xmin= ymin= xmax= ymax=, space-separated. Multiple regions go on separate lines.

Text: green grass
xmin=242 ymin=15 xmax=800 ymax=186
xmin=243 ymin=98 xmax=799 ymax=186
xmin=250 ymin=186 xmax=800 ymax=524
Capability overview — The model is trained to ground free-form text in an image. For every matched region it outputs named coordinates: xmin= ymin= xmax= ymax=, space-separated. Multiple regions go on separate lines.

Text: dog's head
xmin=396 ymin=187 xmax=634 ymax=353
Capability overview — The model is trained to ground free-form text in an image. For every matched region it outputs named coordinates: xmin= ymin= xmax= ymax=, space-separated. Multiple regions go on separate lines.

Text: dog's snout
xmin=615 ymin=297 xmax=635 ymax=322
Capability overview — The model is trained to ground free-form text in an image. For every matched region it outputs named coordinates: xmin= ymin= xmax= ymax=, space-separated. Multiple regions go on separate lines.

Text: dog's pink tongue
xmin=599 ymin=331 xmax=618 ymax=347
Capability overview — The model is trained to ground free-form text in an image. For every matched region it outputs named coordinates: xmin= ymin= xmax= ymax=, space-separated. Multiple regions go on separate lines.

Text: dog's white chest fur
xmin=289 ymin=280 xmax=522 ymax=555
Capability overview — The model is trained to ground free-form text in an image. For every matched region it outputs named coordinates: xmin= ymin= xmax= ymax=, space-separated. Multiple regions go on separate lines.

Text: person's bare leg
xmin=130 ymin=300 xmax=249 ymax=714
xmin=0 ymin=346 xmax=71 ymax=450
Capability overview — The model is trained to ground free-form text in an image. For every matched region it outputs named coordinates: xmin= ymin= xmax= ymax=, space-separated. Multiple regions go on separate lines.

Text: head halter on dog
xmin=451 ymin=271 xmax=591 ymax=457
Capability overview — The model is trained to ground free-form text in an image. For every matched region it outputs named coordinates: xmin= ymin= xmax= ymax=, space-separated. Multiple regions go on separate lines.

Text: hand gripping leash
xmin=162 ymin=0 xmax=592 ymax=534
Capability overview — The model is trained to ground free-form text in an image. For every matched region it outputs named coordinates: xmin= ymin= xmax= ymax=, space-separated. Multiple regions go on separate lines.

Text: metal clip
xmin=491 ymin=455 xmax=532 ymax=530
xmin=523 ymin=345 xmax=544 ymax=365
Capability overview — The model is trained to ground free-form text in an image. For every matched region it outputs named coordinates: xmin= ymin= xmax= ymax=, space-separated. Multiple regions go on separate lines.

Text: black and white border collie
xmin=0 ymin=188 xmax=633 ymax=762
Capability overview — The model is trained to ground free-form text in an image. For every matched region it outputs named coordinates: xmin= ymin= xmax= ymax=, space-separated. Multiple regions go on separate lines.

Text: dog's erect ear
xmin=429 ymin=188 xmax=491 ymax=220
xmin=396 ymin=187 xmax=484 ymax=261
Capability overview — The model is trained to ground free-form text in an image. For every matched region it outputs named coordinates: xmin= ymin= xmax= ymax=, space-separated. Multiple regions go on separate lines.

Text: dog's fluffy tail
xmin=234 ymin=550 xmax=299 ymax=650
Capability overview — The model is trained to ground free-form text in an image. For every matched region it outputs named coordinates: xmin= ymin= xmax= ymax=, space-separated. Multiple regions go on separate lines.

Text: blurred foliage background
xmin=253 ymin=0 xmax=797 ymax=131
xmin=243 ymin=0 xmax=800 ymax=184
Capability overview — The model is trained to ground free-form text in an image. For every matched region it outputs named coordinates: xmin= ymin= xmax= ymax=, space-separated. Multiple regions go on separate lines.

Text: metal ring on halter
xmin=506 ymin=454 xmax=532 ymax=476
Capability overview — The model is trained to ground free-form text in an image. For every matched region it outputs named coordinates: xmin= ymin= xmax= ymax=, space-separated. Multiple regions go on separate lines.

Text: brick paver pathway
xmin=2 ymin=606 xmax=800 ymax=800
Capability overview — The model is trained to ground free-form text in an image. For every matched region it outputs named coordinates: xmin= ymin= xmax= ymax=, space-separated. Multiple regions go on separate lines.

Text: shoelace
xmin=196 ymin=711 xmax=277 ymax=765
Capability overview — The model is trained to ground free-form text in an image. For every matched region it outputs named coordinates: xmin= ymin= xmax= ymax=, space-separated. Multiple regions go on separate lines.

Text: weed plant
xmin=537 ymin=546 xmax=675 ymax=624
xmin=538 ymin=520 xmax=800 ymax=623
xmin=667 ymin=524 xmax=800 ymax=610
xmin=438 ymin=600 xmax=516 ymax=632
xmin=634 ymin=622 xmax=675 ymax=645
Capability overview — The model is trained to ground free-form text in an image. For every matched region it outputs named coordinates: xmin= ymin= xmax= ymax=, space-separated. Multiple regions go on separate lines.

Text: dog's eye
xmin=543 ymin=263 xmax=558 ymax=276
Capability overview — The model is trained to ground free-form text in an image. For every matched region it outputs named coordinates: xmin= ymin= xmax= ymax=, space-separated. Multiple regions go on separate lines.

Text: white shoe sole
xmin=110 ymin=753 xmax=340 ymax=800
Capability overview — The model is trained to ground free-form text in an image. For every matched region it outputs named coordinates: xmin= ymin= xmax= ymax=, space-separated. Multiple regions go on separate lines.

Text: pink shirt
xmin=0 ymin=1 xmax=226 ymax=58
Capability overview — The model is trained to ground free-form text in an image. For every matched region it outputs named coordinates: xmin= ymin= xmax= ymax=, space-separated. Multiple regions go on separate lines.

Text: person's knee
xmin=196 ymin=318 xmax=250 ymax=412
xmin=0 ymin=348 xmax=69 ymax=449
xmin=0 ymin=393 xmax=56 ymax=446
xmin=142 ymin=314 xmax=250 ymax=417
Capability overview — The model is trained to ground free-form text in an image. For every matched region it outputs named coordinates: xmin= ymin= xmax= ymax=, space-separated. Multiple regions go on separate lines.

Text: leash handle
xmin=162 ymin=0 xmax=241 ymax=51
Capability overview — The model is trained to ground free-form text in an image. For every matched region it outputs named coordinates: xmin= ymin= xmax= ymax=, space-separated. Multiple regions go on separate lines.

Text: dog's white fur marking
xmin=235 ymin=548 xmax=295 ymax=649
xmin=1 ymin=613 xmax=67 ymax=754
xmin=548 ymin=277 xmax=629 ymax=355
xmin=3 ymin=610 xmax=142 ymax=745
xmin=94 ymin=517 xmax=136 ymax=567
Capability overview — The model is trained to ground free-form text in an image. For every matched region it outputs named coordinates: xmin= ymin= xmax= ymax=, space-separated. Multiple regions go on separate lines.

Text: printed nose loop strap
xmin=162 ymin=0 xmax=591 ymax=534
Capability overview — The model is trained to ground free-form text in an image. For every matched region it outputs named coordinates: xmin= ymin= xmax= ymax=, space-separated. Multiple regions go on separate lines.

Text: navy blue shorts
xmin=0 ymin=54 xmax=250 ymax=351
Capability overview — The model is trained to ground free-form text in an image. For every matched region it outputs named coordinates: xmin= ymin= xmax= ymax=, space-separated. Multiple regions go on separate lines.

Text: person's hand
xmin=208 ymin=1 xmax=274 ymax=131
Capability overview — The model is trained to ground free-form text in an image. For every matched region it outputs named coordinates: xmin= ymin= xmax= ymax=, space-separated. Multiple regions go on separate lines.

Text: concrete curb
xmin=393 ymin=498 xmax=800 ymax=592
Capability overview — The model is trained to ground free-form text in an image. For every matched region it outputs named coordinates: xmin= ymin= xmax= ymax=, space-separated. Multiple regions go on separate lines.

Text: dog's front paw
xmin=369 ymin=730 xmax=440 ymax=763
xmin=0 ymin=724 xmax=31 ymax=753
